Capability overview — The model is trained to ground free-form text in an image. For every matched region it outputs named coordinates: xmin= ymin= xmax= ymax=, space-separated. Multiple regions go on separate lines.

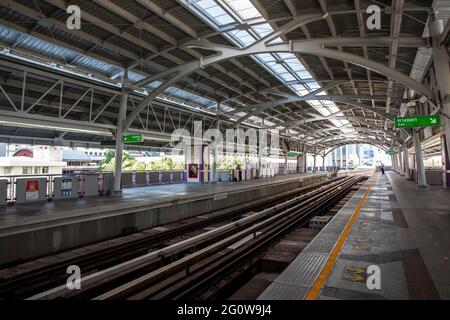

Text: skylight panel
xmin=308 ymin=82 xmax=321 ymax=90
xmin=285 ymin=61 xmax=304 ymax=72
xmin=227 ymin=30 xmax=255 ymax=46
xmin=256 ymin=53 xmax=275 ymax=62
xmin=297 ymin=70 xmax=313 ymax=79
xmin=205 ymin=6 xmax=227 ymax=18
xmin=316 ymin=107 xmax=331 ymax=116
xmin=215 ymin=14 xmax=235 ymax=25
xmin=194 ymin=0 xmax=235 ymax=26
xmin=279 ymin=73 xmax=296 ymax=81
xmin=309 ymin=100 xmax=322 ymax=107
xmin=227 ymin=0 xmax=262 ymax=20
xmin=328 ymin=106 xmax=340 ymax=113
xmin=252 ymin=23 xmax=273 ymax=37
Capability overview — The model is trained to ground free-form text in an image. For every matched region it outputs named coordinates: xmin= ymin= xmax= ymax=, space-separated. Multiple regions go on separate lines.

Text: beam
xmin=126 ymin=33 xmax=431 ymax=129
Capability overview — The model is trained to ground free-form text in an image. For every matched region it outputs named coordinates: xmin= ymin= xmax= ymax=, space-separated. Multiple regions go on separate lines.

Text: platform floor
xmin=259 ymin=171 xmax=450 ymax=300
xmin=0 ymin=172 xmax=325 ymax=231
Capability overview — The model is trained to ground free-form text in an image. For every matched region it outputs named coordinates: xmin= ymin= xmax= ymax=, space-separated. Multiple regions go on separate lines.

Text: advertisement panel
xmin=61 ymin=178 xmax=73 ymax=197
xmin=188 ymin=164 xmax=199 ymax=179
xmin=25 ymin=179 xmax=39 ymax=200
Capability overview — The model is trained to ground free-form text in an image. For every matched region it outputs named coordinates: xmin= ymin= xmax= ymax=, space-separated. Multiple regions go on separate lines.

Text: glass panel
xmin=227 ymin=0 xmax=262 ymax=20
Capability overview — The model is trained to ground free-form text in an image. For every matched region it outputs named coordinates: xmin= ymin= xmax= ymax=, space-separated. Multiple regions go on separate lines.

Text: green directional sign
xmin=288 ymin=151 xmax=302 ymax=157
xmin=122 ymin=134 xmax=143 ymax=143
xmin=385 ymin=150 xmax=398 ymax=155
xmin=394 ymin=115 xmax=440 ymax=128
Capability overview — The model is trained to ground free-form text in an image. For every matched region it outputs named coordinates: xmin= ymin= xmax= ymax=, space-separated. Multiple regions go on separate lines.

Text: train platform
xmin=0 ymin=172 xmax=326 ymax=230
xmin=259 ymin=171 xmax=450 ymax=300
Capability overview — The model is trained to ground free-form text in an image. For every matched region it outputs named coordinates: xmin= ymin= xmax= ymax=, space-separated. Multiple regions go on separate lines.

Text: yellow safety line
xmin=305 ymin=174 xmax=376 ymax=300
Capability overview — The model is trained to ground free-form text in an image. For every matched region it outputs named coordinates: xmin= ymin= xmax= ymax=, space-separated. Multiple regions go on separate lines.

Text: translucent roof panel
xmin=226 ymin=30 xmax=255 ymax=46
xmin=252 ymin=23 xmax=274 ymax=37
xmin=227 ymin=0 xmax=262 ymax=20
xmin=184 ymin=0 xmax=353 ymax=132
xmin=195 ymin=0 xmax=235 ymax=26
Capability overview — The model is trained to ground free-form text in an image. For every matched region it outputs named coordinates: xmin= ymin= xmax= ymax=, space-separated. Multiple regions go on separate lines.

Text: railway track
xmin=16 ymin=173 xmax=367 ymax=300
xmin=96 ymin=174 xmax=365 ymax=300
xmin=0 ymin=176 xmax=346 ymax=299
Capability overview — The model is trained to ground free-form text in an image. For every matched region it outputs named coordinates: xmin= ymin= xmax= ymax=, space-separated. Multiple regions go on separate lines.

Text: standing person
xmin=236 ymin=163 xmax=242 ymax=181
xmin=381 ymin=163 xmax=385 ymax=175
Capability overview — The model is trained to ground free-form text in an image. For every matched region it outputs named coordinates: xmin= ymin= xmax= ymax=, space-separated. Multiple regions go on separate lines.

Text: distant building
xmin=0 ymin=149 xmax=66 ymax=176
xmin=62 ymin=150 xmax=99 ymax=173
xmin=0 ymin=143 xmax=6 ymax=157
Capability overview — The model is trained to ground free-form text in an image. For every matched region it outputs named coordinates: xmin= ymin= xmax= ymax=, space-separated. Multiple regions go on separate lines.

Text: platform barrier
xmin=0 ymin=168 xmax=300 ymax=205
xmin=426 ymin=169 xmax=442 ymax=185
xmin=172 ymin=171 xmax=182 ymax=182
xmin=161 ymin=171 xmax=171 ymax=183
xmin=16 ymin=177 xmax=47 ymax=203
xmin=100 ymin=173 xmax=114 ymax=195
xmin=53 ymin=176 xmax=80 ymax=200
xmin=218 ymin=170 xmax=230 ymax=182
xmin=82 ymin=175 xmax=99 ymax=197
xmin=135 ymin=172 xmax=147 ymax=186
xmin=121 ymin=172 xmax=133 ymax=188
xmin=148 ymin=171 xmax=159 ymax=184
xmin=0 ymin=179 xmax=7 ymax=205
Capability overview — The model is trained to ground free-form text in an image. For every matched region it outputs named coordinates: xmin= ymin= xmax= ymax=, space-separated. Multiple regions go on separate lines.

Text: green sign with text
xmin=385 ymin=150 xmax=398 ymax=155
xmin=394 ymin=115 xmax=440 ymax=128
xmin=287 ymin=151 xmax=302 ymax=157
xmin=122 ymin=134 xmax=143 ymax=143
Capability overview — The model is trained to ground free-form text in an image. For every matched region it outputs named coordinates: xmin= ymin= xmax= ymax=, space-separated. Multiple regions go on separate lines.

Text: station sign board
xmin=122 ymin=134 xmax=143 ymax=143
xmin=394 ymin=115 xmax=440 ymax=128
xmin=385 ymin=150 xmax=398 ymax=155
xmin=287 ymin=151 xmax=301 ymax=157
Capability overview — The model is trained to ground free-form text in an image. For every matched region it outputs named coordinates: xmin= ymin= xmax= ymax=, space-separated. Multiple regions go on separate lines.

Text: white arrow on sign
xmin=430 ymin=118 xmax=437 ymax=124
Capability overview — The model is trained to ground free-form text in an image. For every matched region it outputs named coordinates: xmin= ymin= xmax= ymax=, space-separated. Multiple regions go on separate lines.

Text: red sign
xmin=188 ymin=164 xmax=199 ymax=179
xmin=26 ymin=179 xmax=39 ymax=200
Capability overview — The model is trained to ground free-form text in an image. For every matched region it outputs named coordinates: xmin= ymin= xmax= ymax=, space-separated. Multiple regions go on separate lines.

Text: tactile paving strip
xmin=258 ymin=283 xmax=309 ymax=300
xmin=274 ymin=252 xmax=329 ymax=286
xmin=259 ymin=179 xmax=371 ymax=299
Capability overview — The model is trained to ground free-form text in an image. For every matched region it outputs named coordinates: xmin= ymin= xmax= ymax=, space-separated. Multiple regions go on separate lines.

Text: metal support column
xmin=398 ymin=152 xmax=405 ymax=175
xmin=112 ymin=71 xmax=128 ymax=196
xmin=258 ymin=118 xmax=264 ymax=178
xmin=403 ymin=145 xmax=411 ymax=179
xmin=211 ymin=102 xmax=220 ymax=183
xmin=304 ymin=153 xmax=307 ymax=173
xmin=313 ymin=154 xmax=317 ymax=172
xmin=283 ymin=152 xmax=288 ymax=175
xmin=392 ymin=154 xmax=396 ymax=172
xmin=413 ymin=131 xmax=427 ymax=187
xmin=430 ymin=18 xmax=450 ymax=188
